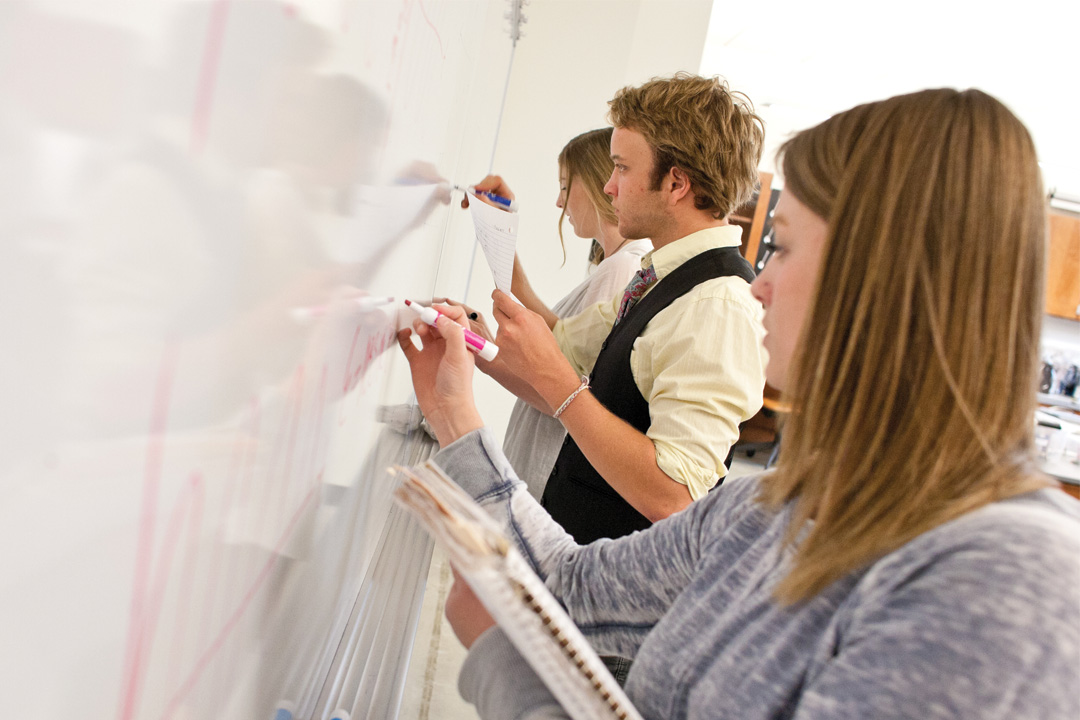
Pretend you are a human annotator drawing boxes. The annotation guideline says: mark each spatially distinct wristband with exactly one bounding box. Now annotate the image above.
[552,375,590,419]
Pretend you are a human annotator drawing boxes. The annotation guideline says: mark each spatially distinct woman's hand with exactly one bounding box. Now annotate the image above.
[460,174,516,209]
[397,303,484,446]
[433,297,495,344]
[445,568,496,649]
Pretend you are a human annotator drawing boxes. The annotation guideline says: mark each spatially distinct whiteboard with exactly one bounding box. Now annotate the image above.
[0,0,516,717]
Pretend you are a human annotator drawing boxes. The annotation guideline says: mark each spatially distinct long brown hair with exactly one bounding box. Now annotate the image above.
[557,127,618,266]
[763,89,1050,604]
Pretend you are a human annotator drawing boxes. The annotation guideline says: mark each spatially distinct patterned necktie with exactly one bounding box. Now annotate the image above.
[615,265,657,325]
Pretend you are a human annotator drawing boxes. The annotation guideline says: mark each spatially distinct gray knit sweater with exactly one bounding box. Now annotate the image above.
[435,428,1080,720]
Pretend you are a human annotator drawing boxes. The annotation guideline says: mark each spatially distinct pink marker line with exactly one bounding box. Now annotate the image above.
[257,368,304,541]
[306,362,328,486]
[145,473,205,690]
[415,0,446,59]
[162,483,321,717]
[117,344,179,720]
[271,365,306,524]
[189,0,231,154]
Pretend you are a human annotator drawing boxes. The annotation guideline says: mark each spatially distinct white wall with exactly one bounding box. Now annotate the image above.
[460,0,716,441]
[698,1,1080,361]
[1044,316,1080,356]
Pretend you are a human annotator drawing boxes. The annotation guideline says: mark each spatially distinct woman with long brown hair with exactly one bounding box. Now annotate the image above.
[400,88,1080,718]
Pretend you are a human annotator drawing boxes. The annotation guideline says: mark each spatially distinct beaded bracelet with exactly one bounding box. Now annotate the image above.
[553,375,590,419]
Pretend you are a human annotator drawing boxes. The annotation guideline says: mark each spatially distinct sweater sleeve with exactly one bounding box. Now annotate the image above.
[458,628,571,720]
[434,428,746,658]
[792,499,1080,719]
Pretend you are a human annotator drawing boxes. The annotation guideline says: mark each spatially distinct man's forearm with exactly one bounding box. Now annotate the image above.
[478,356,555,414]
[544,385,692,521]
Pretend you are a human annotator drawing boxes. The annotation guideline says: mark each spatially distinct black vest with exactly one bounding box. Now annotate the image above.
[541,246,755,544]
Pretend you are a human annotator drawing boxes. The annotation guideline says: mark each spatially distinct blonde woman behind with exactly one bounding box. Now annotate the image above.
[402,88,1080,718]
[466,128,651,498]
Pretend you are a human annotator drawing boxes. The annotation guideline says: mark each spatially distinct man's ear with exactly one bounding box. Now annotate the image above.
[667,167,693,204]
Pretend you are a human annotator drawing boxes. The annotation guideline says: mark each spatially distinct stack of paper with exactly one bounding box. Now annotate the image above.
[464,191,518,294]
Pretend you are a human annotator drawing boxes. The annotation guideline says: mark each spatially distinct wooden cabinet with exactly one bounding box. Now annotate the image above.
[733,383,788,469]
[731,189,1080,321]
[1047,211,1080,320]
[732,171,775,267]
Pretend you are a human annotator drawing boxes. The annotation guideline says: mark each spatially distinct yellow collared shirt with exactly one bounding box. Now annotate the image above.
[553,225,767,500]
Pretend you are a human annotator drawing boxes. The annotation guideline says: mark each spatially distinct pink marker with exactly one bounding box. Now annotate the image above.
[404,299,499,361]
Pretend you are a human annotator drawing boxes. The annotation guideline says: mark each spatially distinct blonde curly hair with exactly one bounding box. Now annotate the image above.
[608,72,764,219]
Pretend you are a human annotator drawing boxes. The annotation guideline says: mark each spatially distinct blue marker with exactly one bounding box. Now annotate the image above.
[455,184,519,212]
[271,702,295,720]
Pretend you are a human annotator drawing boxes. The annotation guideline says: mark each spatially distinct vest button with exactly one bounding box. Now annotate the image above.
[600,341,608,350]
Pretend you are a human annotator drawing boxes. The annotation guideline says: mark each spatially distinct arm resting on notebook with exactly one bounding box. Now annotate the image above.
[460,628,571,720]
[446,567,496,649]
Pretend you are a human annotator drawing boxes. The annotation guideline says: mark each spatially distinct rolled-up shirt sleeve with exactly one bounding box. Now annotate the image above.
[633,283,767,499]
[551,297,618,377]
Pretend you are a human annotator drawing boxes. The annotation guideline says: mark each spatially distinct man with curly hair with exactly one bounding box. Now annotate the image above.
[486,73,768,545]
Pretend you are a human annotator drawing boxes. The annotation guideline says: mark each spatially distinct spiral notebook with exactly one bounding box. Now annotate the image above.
[392,461,643,720]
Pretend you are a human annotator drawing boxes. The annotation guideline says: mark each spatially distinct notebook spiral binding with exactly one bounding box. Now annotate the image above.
[391,461,642,720]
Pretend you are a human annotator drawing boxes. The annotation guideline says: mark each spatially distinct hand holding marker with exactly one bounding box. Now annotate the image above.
[404,300,499,361]
[455,184,518,212]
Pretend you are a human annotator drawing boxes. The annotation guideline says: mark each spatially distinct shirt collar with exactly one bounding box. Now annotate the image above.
[611,238,653,259]
[640,225,743,281]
